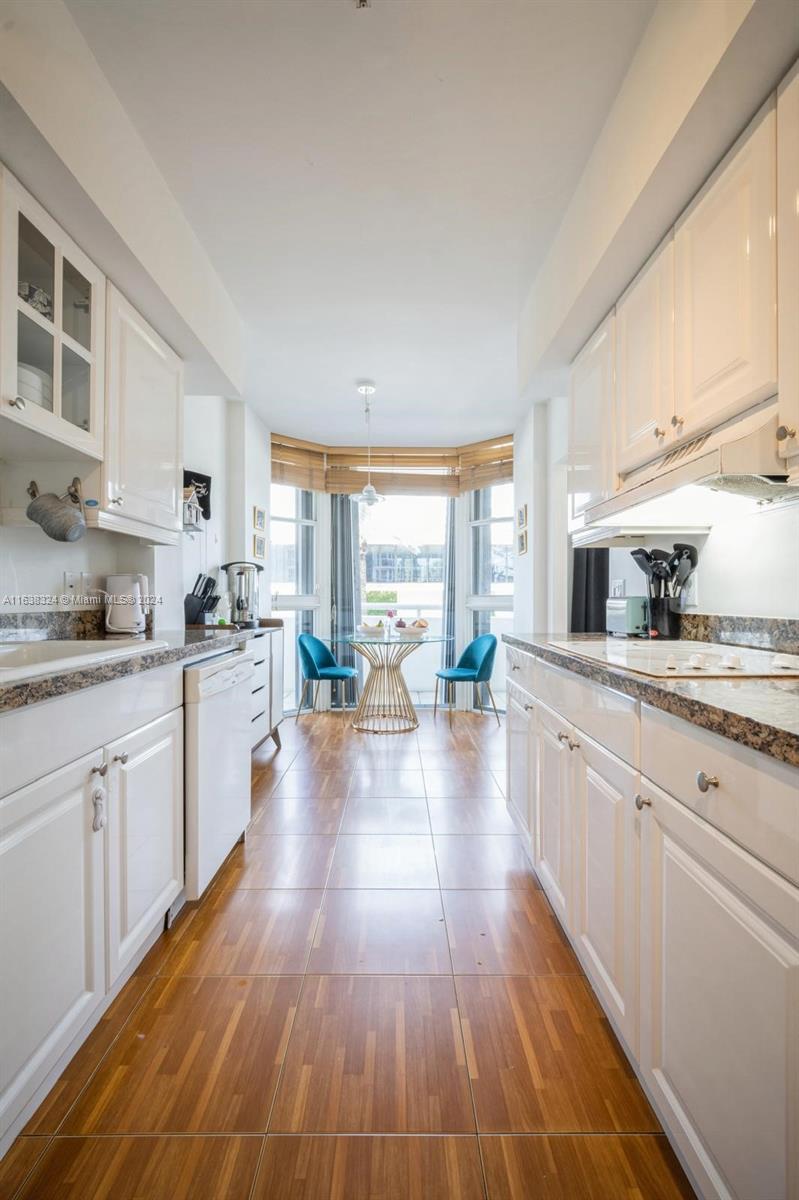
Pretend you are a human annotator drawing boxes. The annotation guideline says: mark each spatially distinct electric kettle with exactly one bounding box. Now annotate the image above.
[104,573,149,635]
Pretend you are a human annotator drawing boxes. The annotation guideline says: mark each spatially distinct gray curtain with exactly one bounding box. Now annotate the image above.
[331,494,362,703]
[441,497,456,668]
[570,547,609,633]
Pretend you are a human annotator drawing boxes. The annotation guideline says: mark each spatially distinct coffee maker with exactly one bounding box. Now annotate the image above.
[220,561,263,628]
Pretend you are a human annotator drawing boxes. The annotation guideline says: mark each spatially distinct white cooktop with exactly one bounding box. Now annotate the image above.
[547,639,799,679]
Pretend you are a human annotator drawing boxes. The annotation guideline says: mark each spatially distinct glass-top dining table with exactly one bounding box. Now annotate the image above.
[332,633,451,734]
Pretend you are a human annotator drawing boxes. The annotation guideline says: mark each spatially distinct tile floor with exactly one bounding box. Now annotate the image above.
[2,711,695,1199]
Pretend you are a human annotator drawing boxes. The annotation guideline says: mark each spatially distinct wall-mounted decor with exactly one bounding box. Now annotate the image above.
[253,505,266,531]
[517,529,528,555]
[253,533,266,560]
[516,503,527,529]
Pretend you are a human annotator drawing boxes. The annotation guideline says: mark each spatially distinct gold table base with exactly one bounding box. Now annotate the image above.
[350,640,422,733]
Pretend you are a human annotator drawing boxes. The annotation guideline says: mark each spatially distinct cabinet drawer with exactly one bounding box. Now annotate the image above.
[532,658,639,767]
[251,655,269,692]
[641,704,799,883]
[251,684,268,719]
[251,708,269,748]
[506,645,535,694]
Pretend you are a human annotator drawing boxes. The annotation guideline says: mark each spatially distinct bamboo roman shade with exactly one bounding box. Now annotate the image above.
[271,433,513,495]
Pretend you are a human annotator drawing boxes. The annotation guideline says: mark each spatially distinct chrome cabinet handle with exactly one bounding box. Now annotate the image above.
[511,663,520,671]
[567,738,580,751]
[557,731,569,744]
[524,703,534,712]
[109,496,124,506]
[776,424,797,442]
[113,752,129,764]
[654,426,667,438]
[90,763,108,778]
[634,794,652,810]
[92,787,106,832]
[671,414,685,428]
[696,771,719,793]
[10,396,26,410]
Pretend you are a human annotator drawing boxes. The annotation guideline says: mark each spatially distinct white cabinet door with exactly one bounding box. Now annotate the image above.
[0,169,105,460]
[572,734,639,1052]
[104,283,183,531]
[777,63,799,476]
[639,778,799,1200]
[533,701,574,928]
[615,237,674,475]
[568,314,615,523]
[506,683,535,839]
[105,709,183,986]
[0,751,106,1134]
[674,100,777,442]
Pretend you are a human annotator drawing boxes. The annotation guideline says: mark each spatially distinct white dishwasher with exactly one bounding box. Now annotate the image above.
[184,648,254,900]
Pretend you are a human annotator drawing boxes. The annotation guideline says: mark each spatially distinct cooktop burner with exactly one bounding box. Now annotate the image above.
[546,639,799,679]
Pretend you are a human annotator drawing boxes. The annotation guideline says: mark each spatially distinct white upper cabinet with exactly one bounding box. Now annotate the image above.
[777,63,799,475]
[568,313,615,523]
[0,170,105,460]
[97,283,183,535]
[639,778,798,1200]
[674,99,777,442]
[615,237,674,475]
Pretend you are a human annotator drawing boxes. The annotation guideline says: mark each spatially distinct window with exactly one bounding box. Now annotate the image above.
[467,482,514,709]
[359,495,447,703]
[270,483,319,711]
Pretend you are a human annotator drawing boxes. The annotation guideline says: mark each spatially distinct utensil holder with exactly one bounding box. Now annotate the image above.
[648,597,682,640]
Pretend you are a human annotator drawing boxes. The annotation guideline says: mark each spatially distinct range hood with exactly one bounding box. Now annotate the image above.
[588,403,799,530]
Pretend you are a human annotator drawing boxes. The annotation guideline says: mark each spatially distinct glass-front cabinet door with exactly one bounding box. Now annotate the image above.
[1,169,105,459]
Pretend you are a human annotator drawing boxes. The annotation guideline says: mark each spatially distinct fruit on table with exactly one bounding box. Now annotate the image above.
[412,619,429,629]
[395,618,407,628]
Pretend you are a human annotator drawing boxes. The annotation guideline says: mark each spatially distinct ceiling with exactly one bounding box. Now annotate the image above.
[66,0,654,444]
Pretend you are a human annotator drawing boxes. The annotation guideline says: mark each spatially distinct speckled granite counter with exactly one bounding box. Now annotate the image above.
[0,628,259,714]
[503,634,799,768]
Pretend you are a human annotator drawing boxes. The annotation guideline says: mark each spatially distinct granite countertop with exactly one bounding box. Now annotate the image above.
[0,627,266,714]
[504,633,799,768]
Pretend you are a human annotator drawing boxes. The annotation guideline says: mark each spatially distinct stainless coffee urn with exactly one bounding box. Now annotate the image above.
[220,561,263,628]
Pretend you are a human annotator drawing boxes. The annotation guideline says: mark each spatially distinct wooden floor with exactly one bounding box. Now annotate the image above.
[3,711,695,1199]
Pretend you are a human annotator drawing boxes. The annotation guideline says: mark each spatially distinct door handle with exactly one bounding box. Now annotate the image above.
[113,752,129,764]
[92,787,106,832]
[696,771,719,793]
[90,763,108,778]
[634,794,652,811]
[557,731,569,744]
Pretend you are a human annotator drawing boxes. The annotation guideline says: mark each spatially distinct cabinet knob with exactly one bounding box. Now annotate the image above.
[113,752,129,764]
[696,771,719,793]
[557,730,569,744]
[671,414,685,428]
[776,424,797,442]
[511,663,520,671]
[653,427,667,439]
[524,703,534,712]
[90,762,108,778]
[10,396,26,410]
[92,788,106,832]
[634,794,652,810]
[109,496,124,507]
[568,738,580,752]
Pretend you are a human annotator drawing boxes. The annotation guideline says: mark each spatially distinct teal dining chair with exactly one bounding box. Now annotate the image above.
[434,633,499,726]
[296,633,358,721]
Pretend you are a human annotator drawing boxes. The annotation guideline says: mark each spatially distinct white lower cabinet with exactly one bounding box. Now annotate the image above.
[572,734,640,1053]
[506,682,535,838]
[639,778,799,1200]
[532,701,574,929]
[0,699,185,1146]
[105,709,183,986]
[0,751,106,1133]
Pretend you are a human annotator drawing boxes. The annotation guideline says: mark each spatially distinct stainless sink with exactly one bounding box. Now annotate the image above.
[0,639,168,684]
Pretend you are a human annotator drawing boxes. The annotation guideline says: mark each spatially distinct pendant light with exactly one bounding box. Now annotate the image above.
[351,383,385,506]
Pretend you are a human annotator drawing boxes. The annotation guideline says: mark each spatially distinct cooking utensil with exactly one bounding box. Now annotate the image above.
[651,560,671,598]
[191,574,205,597]
[673,542,699,568]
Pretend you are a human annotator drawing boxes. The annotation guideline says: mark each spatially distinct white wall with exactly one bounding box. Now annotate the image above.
[609,504,799,619]
[225,401,271,616]
[513,402,549,633]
